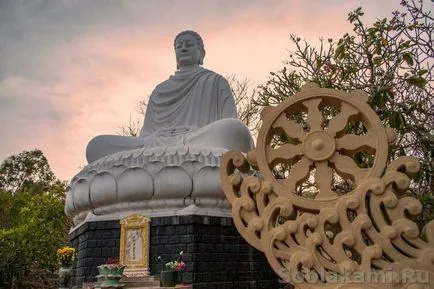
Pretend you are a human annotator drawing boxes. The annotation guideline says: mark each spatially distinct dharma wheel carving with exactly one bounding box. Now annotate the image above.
[220,83,434,289]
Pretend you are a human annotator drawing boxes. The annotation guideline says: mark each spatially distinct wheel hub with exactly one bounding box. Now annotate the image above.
[303,131,336,161]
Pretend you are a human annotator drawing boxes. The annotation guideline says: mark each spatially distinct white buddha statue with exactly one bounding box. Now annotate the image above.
[66,31,253,225]
[86,30,252,163]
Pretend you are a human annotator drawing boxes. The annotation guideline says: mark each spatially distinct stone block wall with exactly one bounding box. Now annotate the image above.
[69,220,121,286]
[149,215,279,289]
[69,215,282,289]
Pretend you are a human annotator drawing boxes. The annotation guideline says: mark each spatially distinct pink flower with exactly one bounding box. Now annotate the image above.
[104,258,119,265]
[175,261,186,272]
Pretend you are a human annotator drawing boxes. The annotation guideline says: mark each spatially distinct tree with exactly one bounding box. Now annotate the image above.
[0,149,65,229]
[0,149,57,195]
[227,76,261,137]
[119,99,147,137]
[0,149,72,289]
[252,0,433,224]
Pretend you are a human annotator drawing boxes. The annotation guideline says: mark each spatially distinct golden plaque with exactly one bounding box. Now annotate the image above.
[119,214,151,277]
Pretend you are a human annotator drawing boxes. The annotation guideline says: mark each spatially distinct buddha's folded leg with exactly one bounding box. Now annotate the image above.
[184,118,253,152]
[86,135,145,163]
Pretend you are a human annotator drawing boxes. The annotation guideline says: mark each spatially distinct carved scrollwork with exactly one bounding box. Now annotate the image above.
[220,83,434,289]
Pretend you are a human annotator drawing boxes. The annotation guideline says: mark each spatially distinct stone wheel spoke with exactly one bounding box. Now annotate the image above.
[336,133,376,154]
[267,144,303,166]
[273,113,306,141]
[330,153,368,184]
[281,156,313,192]
[302,98,323,131]
[314,161,335,199]
[327,102,359,137]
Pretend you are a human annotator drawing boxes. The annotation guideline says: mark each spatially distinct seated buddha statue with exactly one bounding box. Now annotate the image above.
[86,30,253,163]
[66,31,253,225]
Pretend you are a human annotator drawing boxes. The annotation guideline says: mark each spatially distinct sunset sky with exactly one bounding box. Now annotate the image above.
[0,0,404,181]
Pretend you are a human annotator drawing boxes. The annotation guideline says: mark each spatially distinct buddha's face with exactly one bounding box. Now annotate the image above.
[175,33,202,69]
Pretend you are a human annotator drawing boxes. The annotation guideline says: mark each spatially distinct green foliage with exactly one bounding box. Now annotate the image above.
[251,0,433,224]
[0,149,56,195]
[0,149,72,288]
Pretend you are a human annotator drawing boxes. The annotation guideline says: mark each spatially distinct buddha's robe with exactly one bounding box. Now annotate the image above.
[86,66,252,163]
[141,66,236,137]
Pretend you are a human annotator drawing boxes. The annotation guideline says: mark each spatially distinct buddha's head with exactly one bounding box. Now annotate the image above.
[174,30,206,70]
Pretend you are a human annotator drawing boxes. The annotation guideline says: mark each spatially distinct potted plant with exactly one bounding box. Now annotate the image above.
[159,251,186,287]
[97,258,126,288]
[56,246,76,289]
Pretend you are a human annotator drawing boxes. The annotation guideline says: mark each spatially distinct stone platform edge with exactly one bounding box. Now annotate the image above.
[69,206,233,234]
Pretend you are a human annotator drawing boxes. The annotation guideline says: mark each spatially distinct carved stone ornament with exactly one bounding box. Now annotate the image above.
[220,83,434,289]
[119,214,150,277]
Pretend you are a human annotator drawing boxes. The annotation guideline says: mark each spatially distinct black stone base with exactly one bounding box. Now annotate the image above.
[69,215,283,289]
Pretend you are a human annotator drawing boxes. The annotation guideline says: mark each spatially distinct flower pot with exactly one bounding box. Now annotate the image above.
[59,265,72,289]
[97,264,126,288]
[160,270,178,287]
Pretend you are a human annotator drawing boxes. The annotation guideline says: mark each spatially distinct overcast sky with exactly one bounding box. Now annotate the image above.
[0,0,404,180]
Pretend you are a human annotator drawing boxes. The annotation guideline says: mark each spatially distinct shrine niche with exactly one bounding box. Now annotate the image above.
[119,214,150,277]
[220,83,434,289]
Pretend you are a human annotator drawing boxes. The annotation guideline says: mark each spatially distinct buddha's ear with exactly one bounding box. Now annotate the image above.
[199,49,206,65]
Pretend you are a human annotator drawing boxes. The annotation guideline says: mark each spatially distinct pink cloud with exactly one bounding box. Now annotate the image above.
[0,0,402,180]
